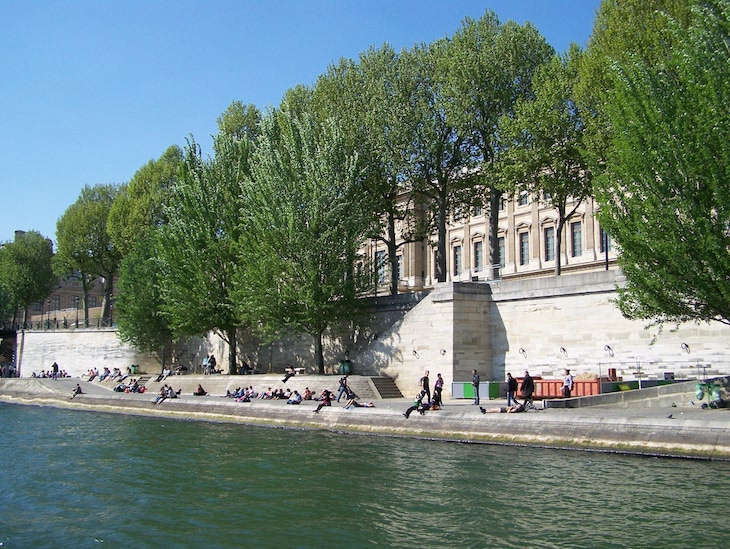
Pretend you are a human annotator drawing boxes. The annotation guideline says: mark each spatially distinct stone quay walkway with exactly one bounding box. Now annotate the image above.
[1,375,729,460]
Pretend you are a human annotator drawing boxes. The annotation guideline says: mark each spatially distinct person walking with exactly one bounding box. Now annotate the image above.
[336,374,349,402]
[420,370,431,404]
[506,372,518,406]
[472,369,480,405]
[434,373,444,406]
[521,370,535,408]
[562,369,574,398]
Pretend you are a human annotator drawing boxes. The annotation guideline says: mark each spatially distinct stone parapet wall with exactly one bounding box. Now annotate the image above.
[489,270,730,383]
[15,329,155,377]
[13,271,730,402]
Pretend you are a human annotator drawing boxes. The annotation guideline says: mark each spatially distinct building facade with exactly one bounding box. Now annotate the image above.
[365,193,618,296]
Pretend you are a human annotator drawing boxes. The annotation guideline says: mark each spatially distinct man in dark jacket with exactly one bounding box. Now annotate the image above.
[506,372,519,406]
[521,371,535,407]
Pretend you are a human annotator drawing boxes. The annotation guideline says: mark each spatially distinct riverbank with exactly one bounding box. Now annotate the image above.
[2,376,729,460]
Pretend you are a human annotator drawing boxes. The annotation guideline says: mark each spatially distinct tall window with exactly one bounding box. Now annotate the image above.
[375,250,387,283]
[498,237,505,267]
[51,294,61,310]
[600,227,613,253]
[544,226,555,261]
[518,192,529,206]
[474,205,483,217]
[571,221,582,257]
[454,245,462,276]
[89,296,98,308]
[396,254,403,280]
[498,196,506,211]
[474,241,483,272]
[519,232,530,265]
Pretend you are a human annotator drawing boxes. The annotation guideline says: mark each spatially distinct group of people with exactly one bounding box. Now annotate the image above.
[153,384,181,404]
[1,364,18,378]
[402,370,444,418]
[31,362,67,379]
[85,366,134,385]
[114,378,146,393]
[202,354,219,375]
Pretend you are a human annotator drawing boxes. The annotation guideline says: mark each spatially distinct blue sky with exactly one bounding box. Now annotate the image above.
[0,0,601,244]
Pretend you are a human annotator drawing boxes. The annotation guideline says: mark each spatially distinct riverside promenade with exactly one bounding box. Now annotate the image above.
[2,375,729,460]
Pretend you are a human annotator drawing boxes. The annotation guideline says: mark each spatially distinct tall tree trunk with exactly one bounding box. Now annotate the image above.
[436,189,448,283]
[227,327,238,375]
[555,205,566,276]
[387,216,399,295]
[100,276,114,323]
[315,330,325,374]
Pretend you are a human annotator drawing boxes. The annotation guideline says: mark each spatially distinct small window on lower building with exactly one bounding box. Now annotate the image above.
[544,226,555,261]
[375,250,387,283]
[571,221,583,257]
[474,241,483,271]
[454,245,462,275]
[519,232,530,265]
[600,227,613,253]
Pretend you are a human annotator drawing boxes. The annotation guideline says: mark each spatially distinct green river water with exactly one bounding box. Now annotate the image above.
[1,402,728,548]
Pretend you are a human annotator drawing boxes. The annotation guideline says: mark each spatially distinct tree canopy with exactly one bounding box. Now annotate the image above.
[0,231,56,324]
[55,184,121,325]
[115,231,174,358]
[498,45,592,275]
[108,145,183,257]
[443,11,553,277]
[594,0,730,325]
[235,103,372,373]
[156,134,252,373]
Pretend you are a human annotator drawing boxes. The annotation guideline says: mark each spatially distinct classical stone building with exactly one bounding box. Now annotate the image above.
[363,194,617,295]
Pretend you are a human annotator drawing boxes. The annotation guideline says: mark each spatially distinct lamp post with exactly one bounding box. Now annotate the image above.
[46,300,51,329]
[75,296,79,328]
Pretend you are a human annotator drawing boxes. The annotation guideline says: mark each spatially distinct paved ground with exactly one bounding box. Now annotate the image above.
[2,375,729,460]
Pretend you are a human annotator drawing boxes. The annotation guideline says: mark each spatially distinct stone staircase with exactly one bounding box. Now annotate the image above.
[370,377,403,399]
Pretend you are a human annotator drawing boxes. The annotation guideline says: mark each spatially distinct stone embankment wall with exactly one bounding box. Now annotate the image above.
[16,329,154,377]
[489,270,730,383]
[15,271,730,400]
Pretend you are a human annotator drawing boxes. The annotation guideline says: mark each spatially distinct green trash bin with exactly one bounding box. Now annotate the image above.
[130,365,139,374]
[489,382,501,399]
[339,360,352,375]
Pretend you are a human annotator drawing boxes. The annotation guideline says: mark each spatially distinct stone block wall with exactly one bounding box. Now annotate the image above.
[14,271,730,401]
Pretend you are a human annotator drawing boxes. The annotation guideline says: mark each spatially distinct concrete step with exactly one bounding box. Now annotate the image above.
[370,377,404,399]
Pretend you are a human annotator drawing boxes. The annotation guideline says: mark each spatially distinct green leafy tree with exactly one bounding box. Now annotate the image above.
[403,40,476,283]
[108,145,183,257]
[576,0,692,169]
[115,231,174,363]
[217,100,262,142]
[0,231,56,326]
[157,134,251,374]
[443,11,553,278]
[498,45,592,275]
[314,47,425,295]
[55,184,121,325]
[236,104,372,373]
[595,0,730,325]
